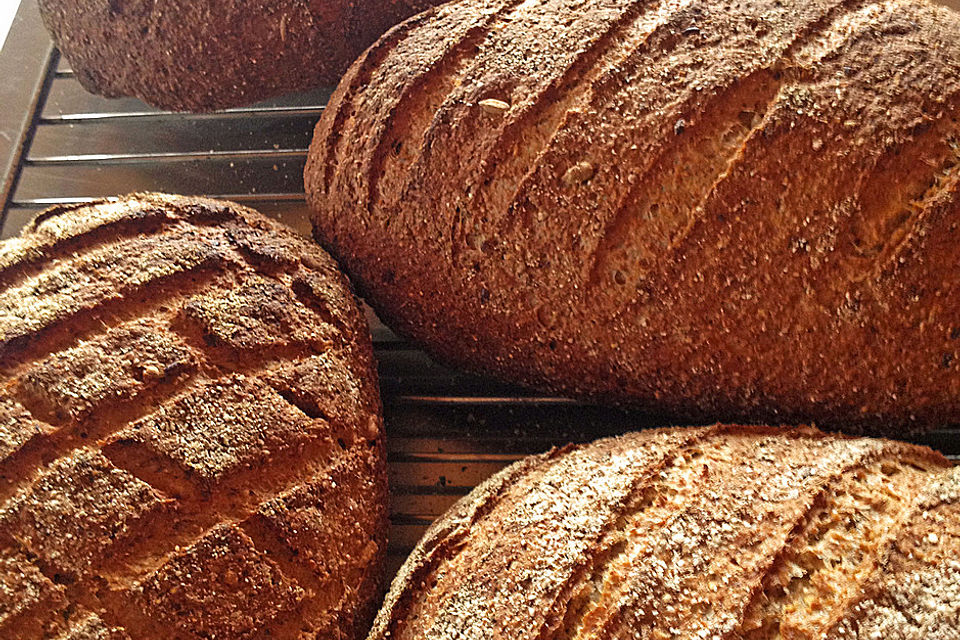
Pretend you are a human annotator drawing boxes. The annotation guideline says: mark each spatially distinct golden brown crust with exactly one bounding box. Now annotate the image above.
[738,456,936,639]
[54,612,131,640]
[0,547,68,639]
[369,425,956,640]
[824,466,960,640]
[37,0,450,111]
[306,0,960,434]
[0,194,387,640]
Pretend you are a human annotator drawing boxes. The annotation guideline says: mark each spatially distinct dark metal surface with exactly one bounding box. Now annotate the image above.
[1,1,957,576]
[0,1,54,218]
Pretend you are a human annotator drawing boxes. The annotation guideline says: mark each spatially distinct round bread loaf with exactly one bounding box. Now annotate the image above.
[38,0,447,111]
[306,0,960,433]
[0,194,387,639]
[372,425,959,640]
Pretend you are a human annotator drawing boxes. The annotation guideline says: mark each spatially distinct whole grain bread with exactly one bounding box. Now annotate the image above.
[0,194,387,640]
[306,0,960,434]
[370,425,960,640]
[38,0,448,111]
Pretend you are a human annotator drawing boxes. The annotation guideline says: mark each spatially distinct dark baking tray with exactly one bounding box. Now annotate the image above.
[2,0,957,575]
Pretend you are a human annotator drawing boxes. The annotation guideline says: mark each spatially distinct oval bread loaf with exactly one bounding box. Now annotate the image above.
[306,0,960,433]
[38,0,448,111]
[371,425,960,640]
[0,194,387,640]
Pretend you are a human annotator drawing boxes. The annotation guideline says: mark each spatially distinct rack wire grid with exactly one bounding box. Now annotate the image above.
[1,1,957,575]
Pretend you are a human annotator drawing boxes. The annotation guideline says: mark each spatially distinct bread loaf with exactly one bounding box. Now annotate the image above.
[0,194,386,639]
[38,0,448,111]
[306,0,960,433]
[371,425,959,640]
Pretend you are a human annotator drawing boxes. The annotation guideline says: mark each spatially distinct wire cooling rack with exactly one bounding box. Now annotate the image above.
[1,1,957,576]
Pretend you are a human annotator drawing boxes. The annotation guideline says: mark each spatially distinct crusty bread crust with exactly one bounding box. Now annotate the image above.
[0,194,387,640]
[306,0,960,434]
[38,0,448,111]
[369,425,958,640]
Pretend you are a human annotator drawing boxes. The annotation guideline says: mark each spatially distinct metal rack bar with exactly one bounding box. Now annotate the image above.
[0,1,56,222]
